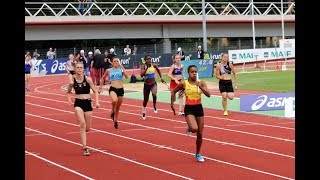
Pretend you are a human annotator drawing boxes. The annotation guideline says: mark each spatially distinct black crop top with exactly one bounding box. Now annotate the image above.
[73,75,91,94]
[219,61,232,75]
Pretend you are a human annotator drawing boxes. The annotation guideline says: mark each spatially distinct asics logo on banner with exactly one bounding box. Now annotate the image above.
[51,60,66,73]
[251,95,268,110]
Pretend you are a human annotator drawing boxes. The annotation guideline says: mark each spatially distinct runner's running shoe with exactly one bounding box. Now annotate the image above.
[195,153,204,162]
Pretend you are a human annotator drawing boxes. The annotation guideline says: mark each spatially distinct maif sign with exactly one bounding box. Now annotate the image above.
[228,47,295,64]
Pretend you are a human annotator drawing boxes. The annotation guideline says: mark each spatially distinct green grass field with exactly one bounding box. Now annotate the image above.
[206,70,295,93]
[124,70,295,93]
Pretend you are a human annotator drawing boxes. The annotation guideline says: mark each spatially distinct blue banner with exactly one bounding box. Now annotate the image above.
[33,50,223,75]
[240,92,295,112]
[180,59,214,78]
[117,50,224,69]
[33,58,69,75]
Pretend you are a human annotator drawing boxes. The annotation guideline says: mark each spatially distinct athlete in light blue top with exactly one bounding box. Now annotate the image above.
[99,56,128,129]
[109,67,123,81]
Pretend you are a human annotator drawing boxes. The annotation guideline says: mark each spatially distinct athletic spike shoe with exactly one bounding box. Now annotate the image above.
[114,121,118,129]
[142,113,146,120]
[83,148,90,156]
[223,111,228,116]
[153,105,158,113]
[195,153,204,162]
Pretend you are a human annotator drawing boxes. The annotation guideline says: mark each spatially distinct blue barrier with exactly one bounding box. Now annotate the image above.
[32,58,68,75]
[32,51,222,76]
[119,50,224,69]
[240,92,295,112]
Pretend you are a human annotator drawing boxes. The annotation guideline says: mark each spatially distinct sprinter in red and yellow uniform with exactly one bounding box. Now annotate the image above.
[170,65,211,162]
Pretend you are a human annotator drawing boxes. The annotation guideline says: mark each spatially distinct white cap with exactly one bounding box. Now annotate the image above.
[110,48,114,53]
[88,51,93,55]
[177,47,181,51]
[80,50,84,54]
[198,46,201,48]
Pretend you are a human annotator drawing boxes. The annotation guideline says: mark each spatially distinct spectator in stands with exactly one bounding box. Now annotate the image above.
[75,53,80,62]
[87,51,93,77]
[104,49,112,71]
[78,50,89,76]
[90,49,105,85]
[77,0,85,15]
[31,51,40,60]
[215,53,238,116]
[103,50,112,84]
[123,45,132,56]
[177,47,185,60]
[46,47,56,60]
[86,0,96,15]
[132,46,138,55]
[110,48,116,56]
[287,0,295,14]
[197,46,204,59]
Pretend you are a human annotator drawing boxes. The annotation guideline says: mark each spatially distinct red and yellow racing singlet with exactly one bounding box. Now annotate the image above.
[184,79,202,105]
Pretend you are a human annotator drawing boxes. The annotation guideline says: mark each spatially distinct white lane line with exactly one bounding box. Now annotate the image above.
[25,102,295,159]
[26,114,294,180]
[26,127,193,180]
[28,89,295,130]
[26,95,294,142]
[25,150,95,180]
[121,128,151,132]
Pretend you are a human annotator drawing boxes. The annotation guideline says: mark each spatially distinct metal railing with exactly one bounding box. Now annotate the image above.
[25,39,283,59]
[25,1,295,17]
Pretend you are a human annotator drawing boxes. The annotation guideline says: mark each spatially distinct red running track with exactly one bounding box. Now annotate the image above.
[25,75,295,180]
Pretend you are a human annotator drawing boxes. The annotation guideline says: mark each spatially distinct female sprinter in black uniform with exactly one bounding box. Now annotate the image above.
[171,65,211,162]
[140,55,165,120]
[67,62,100,156]
[215,53,238,116]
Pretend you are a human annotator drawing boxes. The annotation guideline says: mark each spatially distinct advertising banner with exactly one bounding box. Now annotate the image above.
[118,55,135,69]
[30,59,40,76]
[187,51,224,61]
[279,39,295,49]
[240,92,295,112]
[228,47,295,64]
[127,50,224,68]
[31,50,226,76]
[133,54,170,68]
[181,59,214,78]
[32,58,69,76]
